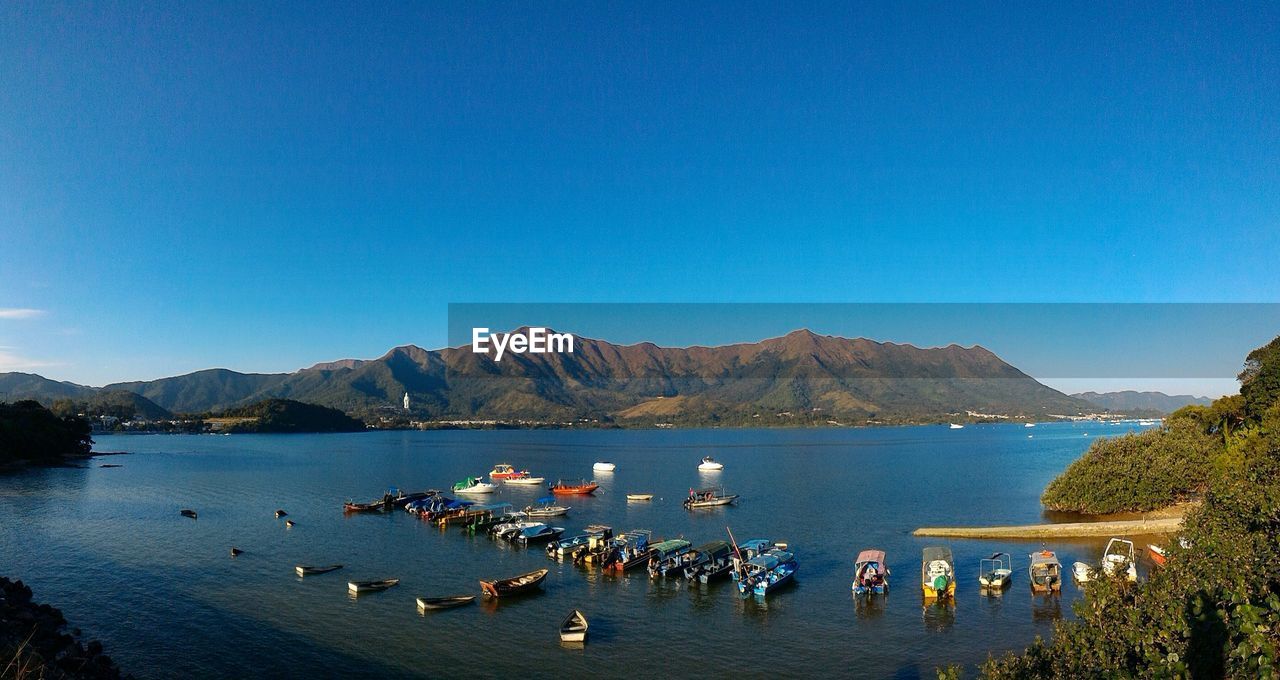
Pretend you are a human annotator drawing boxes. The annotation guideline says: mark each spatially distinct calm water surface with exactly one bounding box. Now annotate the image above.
[0,423,1160,678]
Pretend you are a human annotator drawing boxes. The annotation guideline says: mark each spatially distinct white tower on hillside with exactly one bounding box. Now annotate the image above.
[403,392,410,410]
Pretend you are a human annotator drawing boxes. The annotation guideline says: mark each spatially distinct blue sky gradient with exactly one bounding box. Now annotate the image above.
[1,3,1277,391]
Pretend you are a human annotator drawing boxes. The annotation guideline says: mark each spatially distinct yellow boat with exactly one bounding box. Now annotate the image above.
[921,546,956,598]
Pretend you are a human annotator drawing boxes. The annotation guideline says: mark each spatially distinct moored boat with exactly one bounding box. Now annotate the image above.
[348,578,399,594]
[921,546,956,598]
[626,493,654,501]
[646,539,694,578]
[179,509,198,519]
[979,552,1013,591]
[683,487,738,509]
[416,595,475,612]
[480,568,549,598]
[1102,538,1138,582]
[453,477,498,495]
[697,456,724,471]
[1072,561,1094,583]
[516,524,565,546]
[493,520,543,541]
[737,548,797,597]
[683,541,735,583]
[601,530,654,573]
[489,463,530,480]
[949,423,964,429]
[524,497,571,518]
[1029,550,1062,593]
[559,609,588,643]
[546,525,612,558]
[592,462,616,472]
[852,549,889,595]
[504,476,546,486]
[295,564,343,577]
[549,479,599,495]
[1147,543,1168,568]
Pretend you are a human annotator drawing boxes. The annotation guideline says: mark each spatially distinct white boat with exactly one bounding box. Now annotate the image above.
[1024,422,1036,428]
[697,456,724,471]
[559,609,588,643]
[453,480,498,495]
[1102,538,1138,582]
[503,476,546,485]
[978,552,1013,590]
[525,497,571,517]
[949,423,964,429]
[1072,561,1094,583]
[592,462,616,472]
[626,493,654,501]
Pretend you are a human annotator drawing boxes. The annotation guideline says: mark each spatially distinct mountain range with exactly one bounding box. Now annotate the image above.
[1072,390,1212,415]
[1,329,1105,424]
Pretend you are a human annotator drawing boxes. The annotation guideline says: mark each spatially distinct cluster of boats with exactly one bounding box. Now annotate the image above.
[848,538,1154,600]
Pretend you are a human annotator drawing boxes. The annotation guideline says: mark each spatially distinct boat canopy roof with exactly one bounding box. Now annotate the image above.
[649,539,691,555]
[855,549,887,565]
[746,551,794,571]
[1029,550,1060,566]
[739,539,772,551]
[922,546,953,563]
[444,499,474,509]
[468,503,512,512]
[694,540,731,556]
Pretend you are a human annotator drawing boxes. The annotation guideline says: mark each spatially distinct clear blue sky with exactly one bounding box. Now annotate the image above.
[1,3,1277,393]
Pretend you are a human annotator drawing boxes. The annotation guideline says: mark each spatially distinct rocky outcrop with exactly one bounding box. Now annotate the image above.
[1,577,127,679]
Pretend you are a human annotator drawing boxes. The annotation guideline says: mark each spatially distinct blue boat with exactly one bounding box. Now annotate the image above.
[730,539,779,580]
[737,549,797,597]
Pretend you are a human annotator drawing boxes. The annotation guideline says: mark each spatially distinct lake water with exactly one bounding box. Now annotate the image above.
[0,422,1160,678]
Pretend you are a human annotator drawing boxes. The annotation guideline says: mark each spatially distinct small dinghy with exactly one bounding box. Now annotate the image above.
[285,520,296,528]
[180,509,198,519]
[626,493,654,501]
[348,578,399,594]
[979,552,1013,591]
[295,564,343,577]
[416,595,475,612]
[697,456,724,471]
[480,568,549,598]
[274,509,288,518]
[559,609,588,643]
[230,547,243,557]
[592,462,616,472]
[1148,544,1168,568]
[1071,561,1094,583]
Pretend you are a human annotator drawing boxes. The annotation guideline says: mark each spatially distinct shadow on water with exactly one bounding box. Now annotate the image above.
[1030,592,1063,623]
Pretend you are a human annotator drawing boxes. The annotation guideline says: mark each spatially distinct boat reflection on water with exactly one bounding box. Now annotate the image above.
[1030,593,1062,623]
[853,593,887,620]
[921,600,956,633]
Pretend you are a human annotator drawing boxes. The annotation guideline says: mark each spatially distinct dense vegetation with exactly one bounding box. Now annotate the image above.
[211,399,366,433]
[49,390,173,422]
[969,335,1280,678]
[0,400,92,465]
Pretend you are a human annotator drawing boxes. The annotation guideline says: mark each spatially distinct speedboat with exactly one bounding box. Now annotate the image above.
[737,548,797,597]
[489,463,530,480]
[516,524,564,545]
[979,552,1013,591]
[921,546,955,598]
[1029,549,1063,593]
[503,476,546,485]
[492,520,542,541]
[683,487,738,509]
[592,462,616,472]
[452,477,498,494]
[1102,538,1138,582]
[697,456,724,471]
[852,549,889,595]
[524,497,571,518]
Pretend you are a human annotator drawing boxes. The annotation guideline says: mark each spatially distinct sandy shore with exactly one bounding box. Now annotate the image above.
[913,504,1193,538]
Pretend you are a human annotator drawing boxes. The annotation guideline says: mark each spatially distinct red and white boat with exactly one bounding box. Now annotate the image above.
[489,463,530,480]
[1147,544,1168,568]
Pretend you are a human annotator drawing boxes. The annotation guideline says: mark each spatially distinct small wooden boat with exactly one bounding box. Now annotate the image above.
[230,547,243,557]
[348,578,399,594]
[559,609,588,643]
[274,509,288,518]
[416,595,475,612]
[626,493,654,501]
[683,487,738,509]
[921,546,956,599]
[285,520,296,528]
[295,564,343,577]
[480,568,548,598]
[549,480,599,495]
[488,463,530,480]
[1148,543,1168,568]
[1102,538,1138,582]
[342,500,383,513]
[1029,550,1062,593]
[180,509,198,519]
[979,552,1013,591]
[592,462,616,472]
[493,521,543,541]
[697,456,724,471]
[852,549,889,595]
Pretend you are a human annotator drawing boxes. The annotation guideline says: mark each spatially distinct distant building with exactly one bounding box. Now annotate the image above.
[403,392,410,410]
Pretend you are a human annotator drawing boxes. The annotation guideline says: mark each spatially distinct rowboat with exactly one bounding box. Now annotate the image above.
[546,525,613,557]
[921,546,956,599]
[697,456,724,471]
[549,480,599,495]
[295,564,343,577]
[524,497,571,518]
[682,541,735,583]
[979,552,1013,591]
[852,549,889,595]
[480,568,549,598]
[274,509,288,518]
[646,539,693,578]
[453,477,498,495]
[489,464,530,480]
[230,547,243,557]
[516,524,565,545]
[1102,538,1138,582]
[559,609,588,643]
[348,578,399,594]
[592,462,616,472]
[342,500,383,513]
[1029,550,1062,593]
[626,493,654,501]
[504,476,546,486]
[416,595,475,612]
[1148,543,1168,568]
[179,509,198,519]
[737,548,797,597]
[683,487,738,509]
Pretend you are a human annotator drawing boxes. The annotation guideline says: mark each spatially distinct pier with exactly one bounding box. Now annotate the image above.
[912,516,1183,539]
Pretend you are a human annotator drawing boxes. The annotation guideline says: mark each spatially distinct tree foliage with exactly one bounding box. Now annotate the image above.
[213,399,366,433]
[0,400,92,465]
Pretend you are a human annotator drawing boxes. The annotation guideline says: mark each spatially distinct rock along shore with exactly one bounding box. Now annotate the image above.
[1,577,128,679]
